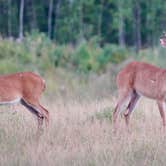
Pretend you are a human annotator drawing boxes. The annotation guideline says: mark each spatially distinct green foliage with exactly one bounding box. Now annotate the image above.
[0,32,53,73]
[0,33,138,74]
[71,40,101,72]
[99,44,129,65]
[47,36,130,73]
[70,39,129,73]
[51,45,73,68]
[95,107,113,122]
[0,0,165,47]
[0,32,163,75]
[137,46,166,68]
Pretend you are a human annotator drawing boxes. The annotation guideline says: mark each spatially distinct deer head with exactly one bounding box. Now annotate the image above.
[160,33,166,47]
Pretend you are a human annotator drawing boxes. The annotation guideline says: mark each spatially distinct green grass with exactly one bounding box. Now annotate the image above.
[95,107,113,122]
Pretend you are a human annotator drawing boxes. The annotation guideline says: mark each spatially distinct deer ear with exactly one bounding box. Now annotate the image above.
[160,34,166,48]
[160,39,164,45]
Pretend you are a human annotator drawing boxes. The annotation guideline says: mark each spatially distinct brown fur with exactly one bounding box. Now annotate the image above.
[113,61,166,132]
[0,72,49,131]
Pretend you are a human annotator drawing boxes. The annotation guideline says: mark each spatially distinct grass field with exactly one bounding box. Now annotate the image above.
[0,66,165,166]
[0,85,166,166]
[0,34,165,166]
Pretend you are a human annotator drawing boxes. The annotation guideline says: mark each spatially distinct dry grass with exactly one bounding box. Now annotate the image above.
[0,95,166,166]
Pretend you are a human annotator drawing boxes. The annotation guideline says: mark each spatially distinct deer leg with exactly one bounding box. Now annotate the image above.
[113,91,132,132]
[124,92,140,131]
[20,99,45,130]
[37,116,44,135]
[37,104,49,127]
[157,100,166,128]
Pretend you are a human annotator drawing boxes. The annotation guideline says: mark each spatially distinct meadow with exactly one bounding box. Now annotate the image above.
[0,68,166,166]
[0,35,165,166]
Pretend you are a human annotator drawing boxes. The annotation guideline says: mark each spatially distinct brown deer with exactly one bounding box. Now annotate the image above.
[0,72,49,131]
[113,61,166,132]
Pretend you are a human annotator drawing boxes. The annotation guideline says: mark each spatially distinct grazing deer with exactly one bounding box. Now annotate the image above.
[0,72,49,131]
[113,61,166,132]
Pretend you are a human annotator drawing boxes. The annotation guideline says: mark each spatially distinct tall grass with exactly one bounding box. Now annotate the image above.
[0,94,165,166]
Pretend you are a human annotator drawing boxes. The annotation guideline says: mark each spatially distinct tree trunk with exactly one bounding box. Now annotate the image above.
[79,1,84,41]
[98,0,104,40]
[118,0,125,47]
[27,0,37,31]
[54,0,60,41]
[133,0,141,53]
[8,0,12,37]
[19,0,24,39]
[48,0,54,38]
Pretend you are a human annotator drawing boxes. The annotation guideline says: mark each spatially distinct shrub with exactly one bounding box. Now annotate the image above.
[0,34,131,74]
[101,44,129,64]
[71,41,101,73]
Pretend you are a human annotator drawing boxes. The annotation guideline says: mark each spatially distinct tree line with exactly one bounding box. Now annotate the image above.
[0,0,165,51]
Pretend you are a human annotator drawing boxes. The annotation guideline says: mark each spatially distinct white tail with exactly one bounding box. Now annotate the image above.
[113,61,166,132]
[0,72,49,131]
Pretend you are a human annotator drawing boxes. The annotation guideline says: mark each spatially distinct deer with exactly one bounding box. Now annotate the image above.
[113,61,166,132]
[113,34,166,132]
[0,72,49,132]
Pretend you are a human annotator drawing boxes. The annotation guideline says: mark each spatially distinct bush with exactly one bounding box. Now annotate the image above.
[0,32,54,73]
[0,34,131,74]
[71,41,102,73]
[70,39,129,73]
[101,44,129,64]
